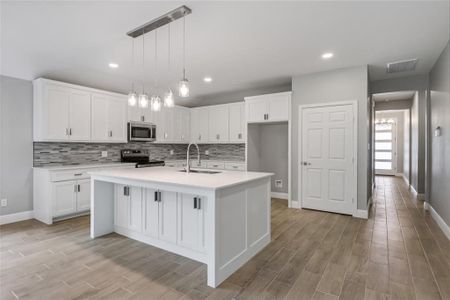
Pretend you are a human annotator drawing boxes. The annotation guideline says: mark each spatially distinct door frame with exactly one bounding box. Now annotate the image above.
[298,100,358,216]
[374,117,397,176]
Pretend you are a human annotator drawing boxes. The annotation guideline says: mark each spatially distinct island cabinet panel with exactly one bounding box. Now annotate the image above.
[53,181,78,217]
[177,193,205,252]
[158,191,178,243]
[114,185,129,228]
[128,187,143,232]
[114,185,142,232]
[76,179,91,212]
[143,188,159,238]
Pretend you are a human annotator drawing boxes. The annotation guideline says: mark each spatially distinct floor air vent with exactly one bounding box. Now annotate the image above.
[386,59,417,73]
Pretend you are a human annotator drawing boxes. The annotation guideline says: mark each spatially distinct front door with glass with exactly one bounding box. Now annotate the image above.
[375,120,397,175]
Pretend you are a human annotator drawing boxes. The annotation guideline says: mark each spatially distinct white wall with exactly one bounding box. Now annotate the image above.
[375,111,405,174]
[0,76,33,216]
[429,41,450,227]
[291,66,370,210]
[404,110,411,184]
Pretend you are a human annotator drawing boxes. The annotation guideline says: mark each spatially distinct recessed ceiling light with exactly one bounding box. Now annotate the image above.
[321,52,334,59]
[203,76,212,83]
[108,63,119,69]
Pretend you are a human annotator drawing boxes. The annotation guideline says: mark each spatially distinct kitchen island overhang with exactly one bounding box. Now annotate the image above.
[89,167,273,288]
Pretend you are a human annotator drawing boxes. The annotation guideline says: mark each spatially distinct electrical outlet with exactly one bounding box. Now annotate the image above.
[101,151,108,158]
[205,150,210,155]
[170,149,174,155]
[1,198,7,207]
[275,180,282,188]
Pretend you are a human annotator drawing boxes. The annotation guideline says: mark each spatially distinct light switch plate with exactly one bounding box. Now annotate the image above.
[205,150,210,155]
[101,151,108,158]
[170,149,174,155]
[1,198,7,207]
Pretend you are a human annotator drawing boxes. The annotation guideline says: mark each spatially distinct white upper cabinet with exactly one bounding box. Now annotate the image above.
[128,105,152,123]
[208,105,229,142]
[228,102,246,143]
[33,78,127,143]
[91,93,127,143]
[245,92,291,123]
[190,107,209,143]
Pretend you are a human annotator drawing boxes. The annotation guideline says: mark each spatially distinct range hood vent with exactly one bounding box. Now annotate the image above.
[386,59,418,73]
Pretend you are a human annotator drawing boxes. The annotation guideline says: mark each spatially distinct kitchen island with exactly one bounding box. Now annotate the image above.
[89,166,272,288]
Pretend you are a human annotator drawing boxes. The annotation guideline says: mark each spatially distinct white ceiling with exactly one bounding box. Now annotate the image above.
[372,91,416,102]
[1,1,449,106]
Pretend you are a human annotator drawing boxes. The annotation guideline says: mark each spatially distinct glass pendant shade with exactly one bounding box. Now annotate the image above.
[164,89,174,107]
[151,95,162,112]
[178,78,189,97]
[128,91,138,107]
[138,93,149,108]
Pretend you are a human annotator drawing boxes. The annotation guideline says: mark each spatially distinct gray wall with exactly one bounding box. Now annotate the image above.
[0,76,33,216]
[247,123,289,194]
[371,75,428,194]
[259,123,289,194]
[429,41,450,227]
[375,111,405,174]
[291,66,370,210]
[374,99,412,111]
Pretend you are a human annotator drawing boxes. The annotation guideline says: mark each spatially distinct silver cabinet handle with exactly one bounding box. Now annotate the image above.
[238,133,242,139]
[164,133,168,139]
[123,186,130,196]
[74,173,82,176]
[78,184,81,192]
[141,116,145,122]
[193,197,197,209]
[216,134,220,140]
[69,128,72,135]
[109,130,112,137]
[198,134,201,141]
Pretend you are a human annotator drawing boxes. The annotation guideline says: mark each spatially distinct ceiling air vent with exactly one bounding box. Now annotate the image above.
[386,59,418,74]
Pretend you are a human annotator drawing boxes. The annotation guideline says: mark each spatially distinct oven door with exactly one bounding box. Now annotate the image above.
[128,122,156,141]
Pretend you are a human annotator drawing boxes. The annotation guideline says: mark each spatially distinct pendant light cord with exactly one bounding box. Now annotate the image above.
[142,29,145,93]
[168,24,171,82]
[183,16,186,79]
[155,30,158,89]
[131,37,135,92]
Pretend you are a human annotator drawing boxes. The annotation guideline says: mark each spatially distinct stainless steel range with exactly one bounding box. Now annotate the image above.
[120,149,165,168]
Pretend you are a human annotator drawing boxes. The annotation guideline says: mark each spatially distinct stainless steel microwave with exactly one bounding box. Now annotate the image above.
[128,121,156,142]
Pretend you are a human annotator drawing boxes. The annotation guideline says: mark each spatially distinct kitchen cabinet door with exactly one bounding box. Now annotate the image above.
[115,184,129,228]
[163,107,174,142]
[153,108,165,142]
[76,179,91,211]
[128,105,142,122]
[52,181,77,217]
[246,100,267,123]
[180,107,190,142]
[208,105,229,142]
[44,85,70,140]
[143,188,159,238]
[190,107,209,143]
[267,94,289,121]
[68,89,91,141]
[128,187,143,232]
[108,96,127,142]
[229,103,245,143]
[172,107,183,143]
[91,94,109,141]
[158,191,177,243]
[177,193,204,252]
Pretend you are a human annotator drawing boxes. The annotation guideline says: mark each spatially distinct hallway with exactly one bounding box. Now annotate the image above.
[370,175,450,299]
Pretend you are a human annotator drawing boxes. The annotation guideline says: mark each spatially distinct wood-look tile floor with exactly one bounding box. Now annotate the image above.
[1,176,450,299]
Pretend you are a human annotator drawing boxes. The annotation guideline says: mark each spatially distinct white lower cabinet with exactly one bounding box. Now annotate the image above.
[177,193,205,252]
[53,181,78,217]
[116,185,205,253]
[52,179,90,217]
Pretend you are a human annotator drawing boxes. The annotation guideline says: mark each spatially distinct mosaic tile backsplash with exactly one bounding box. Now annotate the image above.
[33,142,245,167]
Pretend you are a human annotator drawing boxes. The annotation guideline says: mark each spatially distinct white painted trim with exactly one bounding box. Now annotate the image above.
[402,173,409,186]
[428,204,450,241]
[354,209,369,219]
[290,201,300,209]
[395,173,403,177]
[271,192,288,200]
[298,100,358,216]
[410,184,418,196]
[0,210,34,225]
[423,202,430,211]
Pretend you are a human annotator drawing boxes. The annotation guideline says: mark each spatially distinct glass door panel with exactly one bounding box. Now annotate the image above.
[375,121,396,175]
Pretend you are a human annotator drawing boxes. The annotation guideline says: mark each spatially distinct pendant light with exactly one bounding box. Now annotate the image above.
[164,24,175,107]
[128,38,138,107]
[178,16,189,97]
[138,29,149,108]
[151,30,162,112]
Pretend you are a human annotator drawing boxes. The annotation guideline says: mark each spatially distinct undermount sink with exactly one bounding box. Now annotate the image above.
[179,169,221,174]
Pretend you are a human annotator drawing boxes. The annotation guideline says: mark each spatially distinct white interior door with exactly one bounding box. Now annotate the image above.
[300,103,355,215]
[374,121,397,175]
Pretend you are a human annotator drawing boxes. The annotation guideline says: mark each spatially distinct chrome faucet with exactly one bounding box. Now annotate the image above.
[186,143,201,173]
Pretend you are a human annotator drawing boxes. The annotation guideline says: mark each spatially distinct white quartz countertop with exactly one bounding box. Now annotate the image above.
[33,162,136,171]
[89,166,273,190]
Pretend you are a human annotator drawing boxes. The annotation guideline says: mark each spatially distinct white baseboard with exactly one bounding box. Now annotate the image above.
[354,209,368,219]
[423,202,430,211]
[271,192,288,200]
[395,173,403,177]
[428,204,450,241]
[410,185,418,196]
[402,174,409,186]
[290,201,300,209]
[0,210,34,225]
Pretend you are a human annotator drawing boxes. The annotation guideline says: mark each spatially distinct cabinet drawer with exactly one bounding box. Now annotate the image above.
[50,170,89,182]
[206,162,225,169]
[224,163,246,171]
